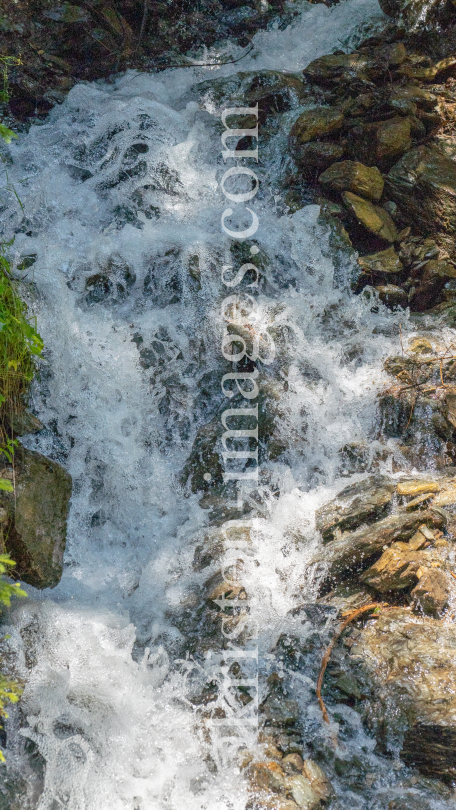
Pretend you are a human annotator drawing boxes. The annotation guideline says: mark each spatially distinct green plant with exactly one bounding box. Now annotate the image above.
[0,554,26,762]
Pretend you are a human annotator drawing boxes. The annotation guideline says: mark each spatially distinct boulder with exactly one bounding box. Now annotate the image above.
[319,161,384,201]
[350,607,456,781]
[1,446,72,588]
[389,85,438,111]
[315,475,395,542]
[289,107,344,144]
[342,192,399,242]
[358,247,403,276]
[386,146,456,253]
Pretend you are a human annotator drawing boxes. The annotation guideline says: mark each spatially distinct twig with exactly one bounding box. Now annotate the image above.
[136,0,149,55]
[450,571,456,581]
[316,603,385,725]
[156,44,255,70]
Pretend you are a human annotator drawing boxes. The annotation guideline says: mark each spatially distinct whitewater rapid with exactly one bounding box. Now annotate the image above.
[1,1,447,808]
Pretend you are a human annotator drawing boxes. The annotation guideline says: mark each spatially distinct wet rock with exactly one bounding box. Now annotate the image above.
[286,775,321,810]
[301,761,332,802]
[289,107,345,144]
[260,694,300,728]
[249,762,287,793]
[282,753,303,774]
[378,0,451,27]
[354,116,412,168]
[302,44,406,86]
[312,510,444,584]
[5,409,44,437]
[360,544,443,592]
[294,142,345,175]
[411,568,455,616]
[315,475,395,542]
[1,446,72,588]
[319,161,384,201]
[342,192,398,243]
[386,146,456,253]
[351,607,456,781]
[398,481,440,497]
[375,284,407,308]
[358,246,403,277]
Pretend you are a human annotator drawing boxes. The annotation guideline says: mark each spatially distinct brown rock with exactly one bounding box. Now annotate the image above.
[249,761,286,793]
[302,760,332,801]
[342,192,398,242]
[397,481,440,496]
[290,106,344,144]
[389,85,438,111]
[302,44,406,85]
[412,568,455,616]
[312,510,444,584]
[294,142,345,173]
[374,117,412,165]
[350,606,456,781]
[358,247,403,276]
[360,545,442,592]
[386,146,456,254]
[282,753,303,774]
[319,161,384,201]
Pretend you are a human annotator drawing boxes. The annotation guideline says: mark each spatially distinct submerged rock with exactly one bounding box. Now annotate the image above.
[1,446,72,588]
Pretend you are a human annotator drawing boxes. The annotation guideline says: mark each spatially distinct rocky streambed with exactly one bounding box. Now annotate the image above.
[2,0,456,808]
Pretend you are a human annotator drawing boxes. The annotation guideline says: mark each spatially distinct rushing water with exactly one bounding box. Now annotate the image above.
[0,1,454,808]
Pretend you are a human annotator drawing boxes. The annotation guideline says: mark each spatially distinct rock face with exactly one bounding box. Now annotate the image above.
[0,446,72,588]
[350,608,456,781]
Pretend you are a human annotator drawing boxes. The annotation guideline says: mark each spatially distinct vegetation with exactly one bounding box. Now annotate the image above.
[0,71,41,761]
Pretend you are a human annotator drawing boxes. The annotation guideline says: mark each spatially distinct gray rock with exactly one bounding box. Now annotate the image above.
[315,475,395,542]
[1,446,72,588]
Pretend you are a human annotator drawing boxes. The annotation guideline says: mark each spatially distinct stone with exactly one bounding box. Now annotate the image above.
[319,161,384,201]
[375,284,407,308]
[315,475,395,542]
[289,107,345,144]
[302,44,406,86]
[282,753,303,774]
[350,607,456,781]
[249,762,287,793]
[389,85,438,111]
[342,192,398,242]
[386,146,456,254]
[397,481,440,496]
[411,568,455,616]
[260,694,300,728]
[294,142,345,174]
[5,409,44,437]
[301,761,332,801]
[1,446,72,589]
[358,247,403,276]
[379,0,452,28]
[431,487,456,507]
[312,510,444,584]
[360,545,442,592]
[444,390,456,430]
[374,117,412,166]
[408,528,431,550]
[286,775,320,810]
